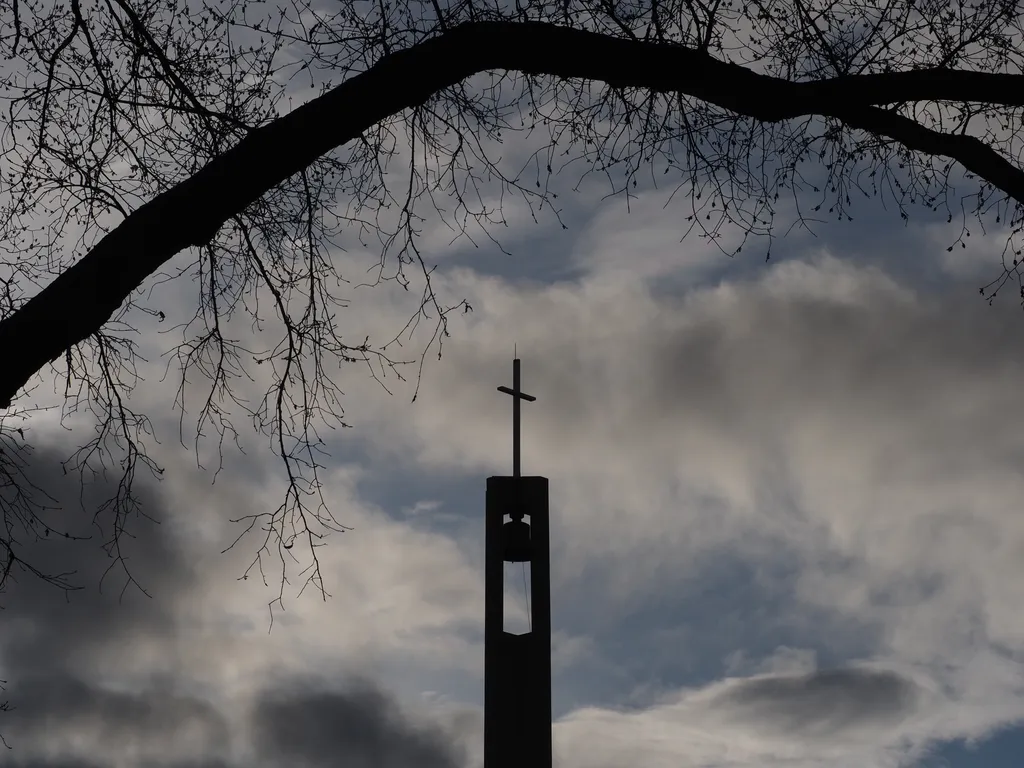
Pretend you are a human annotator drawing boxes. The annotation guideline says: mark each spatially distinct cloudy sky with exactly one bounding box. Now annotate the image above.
[4,14,1024,768]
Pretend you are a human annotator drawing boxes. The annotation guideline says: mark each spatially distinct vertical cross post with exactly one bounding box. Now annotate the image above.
[497,358,536,478]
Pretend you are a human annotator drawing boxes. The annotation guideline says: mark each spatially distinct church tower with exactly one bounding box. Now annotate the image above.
[484,358,552,768]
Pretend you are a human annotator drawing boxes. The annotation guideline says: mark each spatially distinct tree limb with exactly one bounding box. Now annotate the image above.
[2,19,1022,408]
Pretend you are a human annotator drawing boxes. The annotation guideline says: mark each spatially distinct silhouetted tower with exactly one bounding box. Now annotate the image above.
[485,358,552,768]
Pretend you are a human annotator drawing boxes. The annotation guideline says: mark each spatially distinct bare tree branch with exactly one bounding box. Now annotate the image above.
[3,19,1024,410]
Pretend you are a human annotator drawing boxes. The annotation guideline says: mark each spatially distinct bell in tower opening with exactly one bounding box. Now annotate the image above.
[502,517,532,562]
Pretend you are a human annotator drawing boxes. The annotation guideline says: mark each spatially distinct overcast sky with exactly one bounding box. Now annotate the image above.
[4,10,1024,768]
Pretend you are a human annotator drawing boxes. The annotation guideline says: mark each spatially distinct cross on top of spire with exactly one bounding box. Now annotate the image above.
[497,358,535,478]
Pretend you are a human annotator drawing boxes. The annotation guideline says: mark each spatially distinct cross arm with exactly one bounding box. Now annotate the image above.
[497,386,536,401]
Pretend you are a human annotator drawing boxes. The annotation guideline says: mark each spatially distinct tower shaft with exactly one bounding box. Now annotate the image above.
[485,476,551,768]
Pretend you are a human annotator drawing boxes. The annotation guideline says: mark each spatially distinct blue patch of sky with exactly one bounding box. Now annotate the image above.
[920,722,1024,768]
[435,221,585,285]
[551,547,883,713]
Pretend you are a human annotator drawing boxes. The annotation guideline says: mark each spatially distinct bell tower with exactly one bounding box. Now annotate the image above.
[484,358,552,768]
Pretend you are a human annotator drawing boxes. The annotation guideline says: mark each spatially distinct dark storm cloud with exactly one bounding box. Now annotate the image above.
[5,760,104,768]
[7,760,229,768]
[252,678,465,768]
[714,668,919,734]
[0,444,193,673]
[3,675,229,756]
[0,441,227,763]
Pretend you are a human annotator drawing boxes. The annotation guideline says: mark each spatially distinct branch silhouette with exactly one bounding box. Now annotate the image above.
[1,19,1022,409]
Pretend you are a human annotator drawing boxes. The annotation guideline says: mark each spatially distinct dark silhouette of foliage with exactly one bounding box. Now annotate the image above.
[2,0,1023,597]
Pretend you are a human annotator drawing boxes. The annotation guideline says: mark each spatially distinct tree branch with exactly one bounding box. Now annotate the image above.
[2,19,1022,408]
